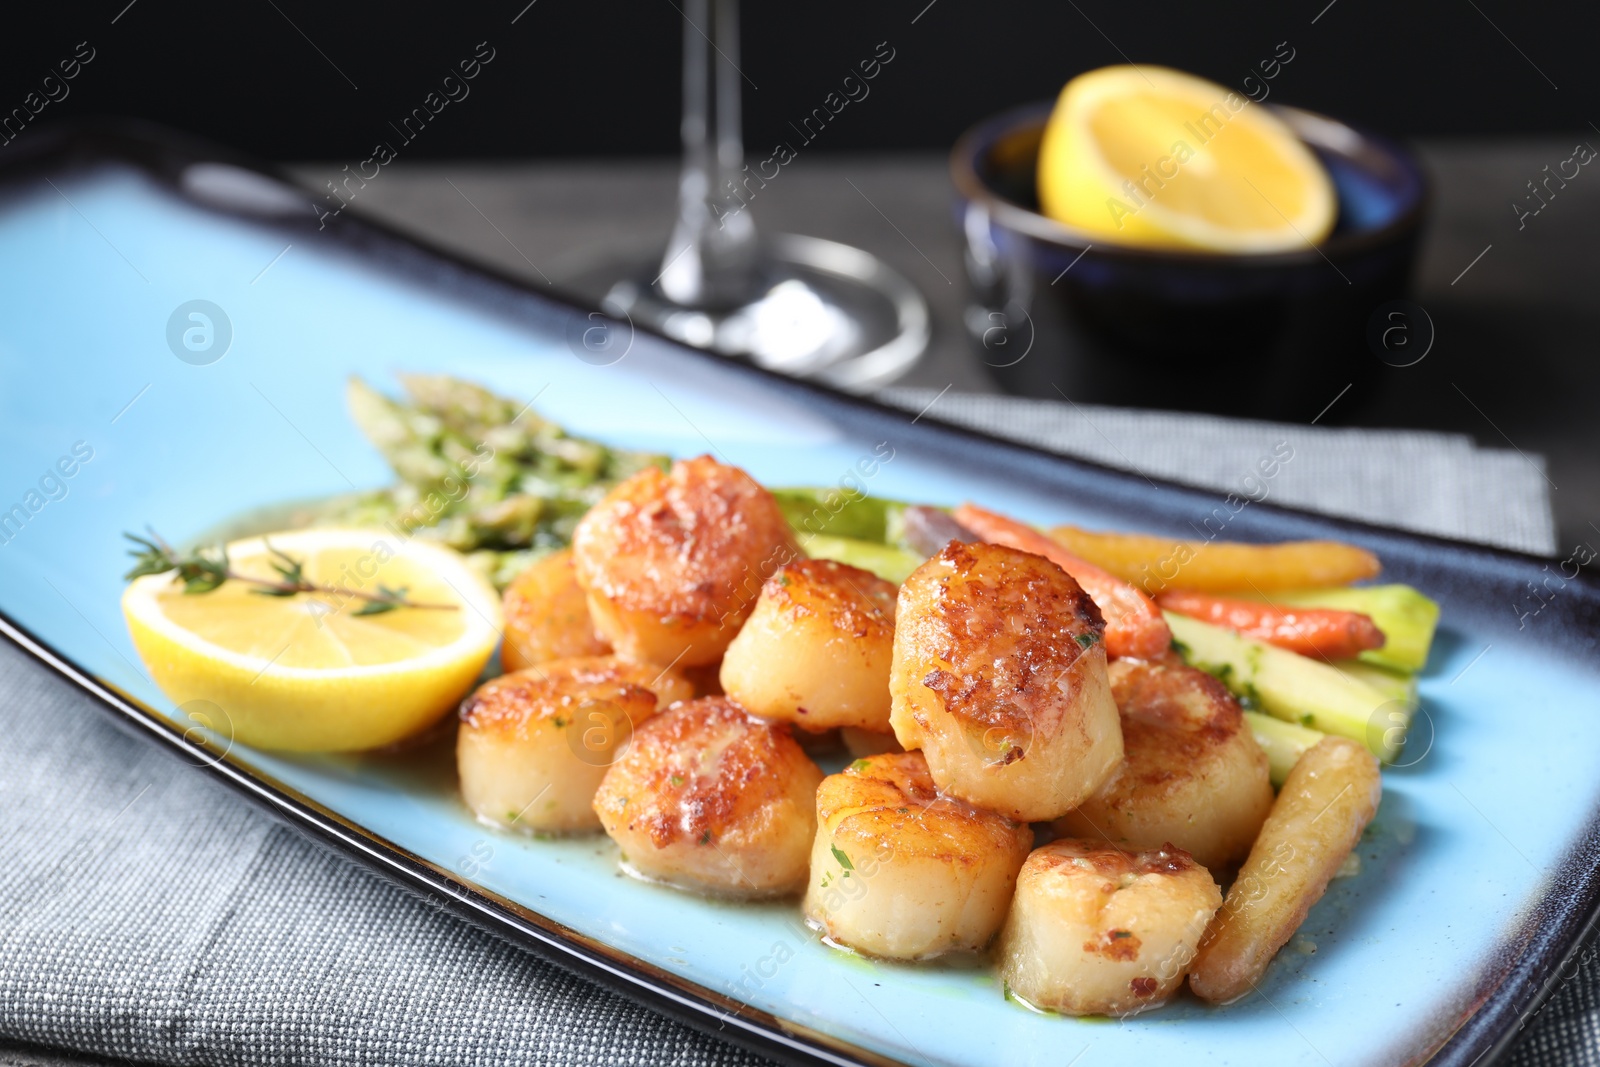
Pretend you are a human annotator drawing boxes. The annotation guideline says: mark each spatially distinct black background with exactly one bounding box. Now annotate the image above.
[2,0,1596,162]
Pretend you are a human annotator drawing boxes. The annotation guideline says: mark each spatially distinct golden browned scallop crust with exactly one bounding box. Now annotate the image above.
[889,540,1123,821]
[762,558,897,638]
[572,455,799,667]
[499,549,611,672]
[459,656,692,734]
[720,558,898,731]
[592,696,824,897]
[456,656,693,834]
[1054,659,1273,872]
[805,751,1033,959]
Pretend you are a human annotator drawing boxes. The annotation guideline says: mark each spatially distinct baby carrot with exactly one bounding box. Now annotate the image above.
[953,504,1172,660]
[1155,590,1386,661]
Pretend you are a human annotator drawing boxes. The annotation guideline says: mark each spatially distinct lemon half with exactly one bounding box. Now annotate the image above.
[1038,65,1336,253]
[123,528,503,752]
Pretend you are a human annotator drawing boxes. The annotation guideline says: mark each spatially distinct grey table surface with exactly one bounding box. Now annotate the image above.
[280,145,1599,557]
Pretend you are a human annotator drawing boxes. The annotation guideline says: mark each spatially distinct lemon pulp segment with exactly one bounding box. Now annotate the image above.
[1037,65,1336,253]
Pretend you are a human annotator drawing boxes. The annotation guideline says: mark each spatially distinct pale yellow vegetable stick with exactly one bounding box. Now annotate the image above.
[1188,736,1381,1003]
[1242,712,1323,787]
[1047,526,1381,595]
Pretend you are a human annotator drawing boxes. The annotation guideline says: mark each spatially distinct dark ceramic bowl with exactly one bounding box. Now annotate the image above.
[951,102,1428,419]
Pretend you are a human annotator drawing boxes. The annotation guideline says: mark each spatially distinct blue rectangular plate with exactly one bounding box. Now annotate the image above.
[2,123,1598,1067]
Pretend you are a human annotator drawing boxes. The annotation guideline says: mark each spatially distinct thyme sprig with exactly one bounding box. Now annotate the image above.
[122,530,456,616]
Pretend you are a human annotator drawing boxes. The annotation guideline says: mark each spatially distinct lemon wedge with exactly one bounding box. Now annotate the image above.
[123,528,502,752]
[1037,65,1336,253]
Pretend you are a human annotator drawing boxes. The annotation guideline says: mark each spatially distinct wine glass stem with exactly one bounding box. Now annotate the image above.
[657,0,760,309]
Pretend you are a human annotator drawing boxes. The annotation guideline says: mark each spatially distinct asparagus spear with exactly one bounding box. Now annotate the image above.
[772,487,908,543]
[1235,584,1440,673]
[341,375,667,563]
[1243,711,1324,786]
[399,373,663,486]
[399,373,527,434]
[1333,659,1418,709]
[802,534,924,584]
[346,377,456,487]
[1167,611,1407,763]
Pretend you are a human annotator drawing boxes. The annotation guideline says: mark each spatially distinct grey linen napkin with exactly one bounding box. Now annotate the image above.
[0,397,1567,1067]
[878,390,1558,556]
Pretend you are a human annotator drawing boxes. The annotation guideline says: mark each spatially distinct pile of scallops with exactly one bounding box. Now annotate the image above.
[456,456,1381,1016]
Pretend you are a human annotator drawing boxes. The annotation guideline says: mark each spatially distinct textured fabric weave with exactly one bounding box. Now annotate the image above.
[0,637,773,1067]
[0,396,1570,1067]
[879,389,1558,556]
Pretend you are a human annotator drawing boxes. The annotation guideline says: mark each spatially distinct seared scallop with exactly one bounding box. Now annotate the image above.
[500,549,610,671]
[592,697,824,897]
[804,752,1032,959]
[720,559,898,731]
[998,840,1221,1017]
[1054,659,1273,872]
[571,455,798,667]
[889,540,1123,821]
[457,656,692,834]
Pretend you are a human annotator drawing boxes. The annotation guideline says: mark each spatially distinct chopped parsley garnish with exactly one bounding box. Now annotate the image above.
[849,758,872,773]
[830,844,855,871]
[1075,632,1100,648]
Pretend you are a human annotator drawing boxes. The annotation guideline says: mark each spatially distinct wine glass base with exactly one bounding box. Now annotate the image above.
[601,234,930,393]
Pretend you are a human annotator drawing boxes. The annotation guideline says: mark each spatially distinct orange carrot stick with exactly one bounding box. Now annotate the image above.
[1155,590,1387,660]
[953,504,1172,660]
